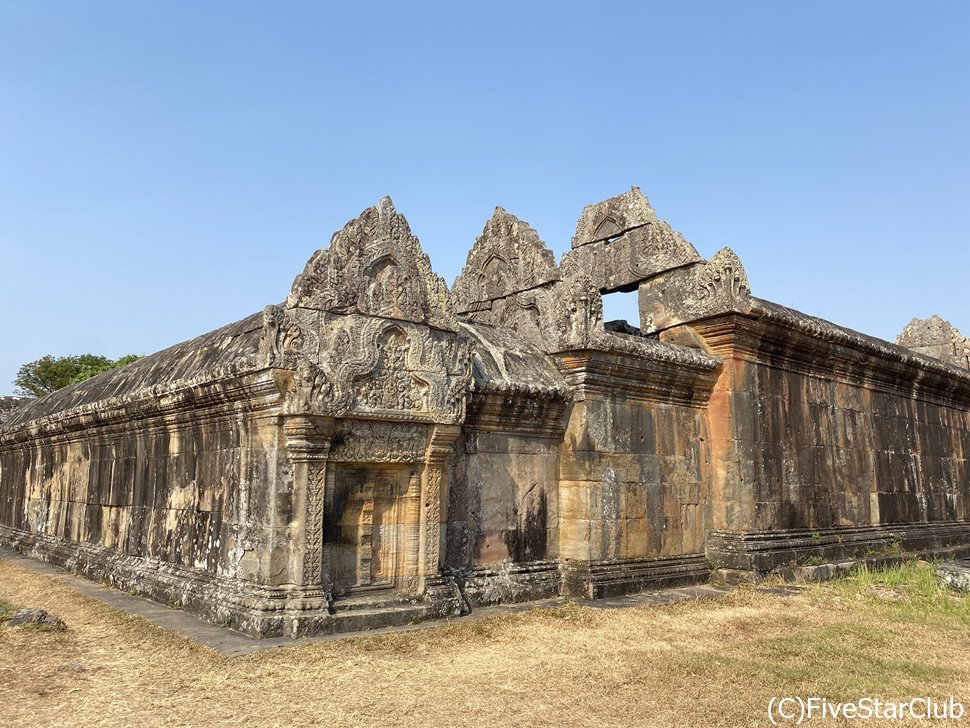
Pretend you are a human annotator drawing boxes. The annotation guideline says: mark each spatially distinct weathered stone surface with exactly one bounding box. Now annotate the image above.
[288,196,456,331]
[563,187,702,294]
[638,247,751,333]
[572,186,659,247]
[0,396,31,425]
[936,560,970,591]
[897,315,970,371]
[7,607,66,630]
[452,208,560,313]
[451,206,609,355]
[1,186,969,637]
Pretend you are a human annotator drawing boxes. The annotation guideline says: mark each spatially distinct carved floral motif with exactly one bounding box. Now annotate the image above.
[330,422,427,463]
[693,248,750,305]
[303,461,327,584]
[424,466,442,573]
[260,305,304,368]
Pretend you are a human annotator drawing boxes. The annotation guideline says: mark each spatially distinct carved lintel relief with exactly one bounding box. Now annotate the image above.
[284,316,471,422]
[330,421,427,463]
[259,304,304,369]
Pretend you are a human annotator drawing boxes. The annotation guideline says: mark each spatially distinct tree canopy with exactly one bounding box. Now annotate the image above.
[14,354,143,397]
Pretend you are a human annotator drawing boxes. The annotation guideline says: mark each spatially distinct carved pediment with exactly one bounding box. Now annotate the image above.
[287,197,456,331]
[452,207,560,313]
[897,315,970,370]
[562,187,702,294]
[695,248,750,305]
[458,270,606,355]
[571,186,658,248]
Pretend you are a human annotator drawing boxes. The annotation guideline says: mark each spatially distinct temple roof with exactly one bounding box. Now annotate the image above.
[0,312,267,431]
[0,396,32,425]
[460,320,569,398]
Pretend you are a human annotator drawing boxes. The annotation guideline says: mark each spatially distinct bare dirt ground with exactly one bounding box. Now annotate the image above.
[1,559,969,727]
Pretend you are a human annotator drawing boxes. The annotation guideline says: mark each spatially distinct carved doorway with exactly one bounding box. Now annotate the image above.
[326,464,421,597]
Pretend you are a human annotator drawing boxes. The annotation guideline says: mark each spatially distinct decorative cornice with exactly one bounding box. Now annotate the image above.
[694,305,970,408]
[553,347,721,407]
[465,386,570,438]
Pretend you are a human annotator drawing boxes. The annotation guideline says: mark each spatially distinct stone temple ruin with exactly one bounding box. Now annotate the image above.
[1,188,969,637]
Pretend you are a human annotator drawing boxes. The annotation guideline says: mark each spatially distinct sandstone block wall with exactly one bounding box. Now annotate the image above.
[692,304,970,573]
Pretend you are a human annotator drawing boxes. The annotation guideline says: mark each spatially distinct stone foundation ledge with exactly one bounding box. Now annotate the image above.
[707,521,970,576]
[456,560,561,607]
[561,553,710,599]
[0,526,464,638]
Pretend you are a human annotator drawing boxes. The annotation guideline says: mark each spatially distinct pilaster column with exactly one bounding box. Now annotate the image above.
[418,423,461,591]
[283,415,334,589]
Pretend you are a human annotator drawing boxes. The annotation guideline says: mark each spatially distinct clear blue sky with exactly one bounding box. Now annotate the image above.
[1,1,968,395]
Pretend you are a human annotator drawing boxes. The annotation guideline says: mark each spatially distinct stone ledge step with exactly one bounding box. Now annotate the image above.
[333,604,429,634]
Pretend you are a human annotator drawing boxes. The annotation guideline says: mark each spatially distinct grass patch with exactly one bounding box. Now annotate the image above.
[829,561,970,629]
[0,595,16,621]
[0,558,968,727]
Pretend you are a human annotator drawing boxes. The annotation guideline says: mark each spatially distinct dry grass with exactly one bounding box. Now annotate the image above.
[2,560,969,727]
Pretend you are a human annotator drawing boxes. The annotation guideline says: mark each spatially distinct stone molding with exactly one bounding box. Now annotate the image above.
[693,309,970,409]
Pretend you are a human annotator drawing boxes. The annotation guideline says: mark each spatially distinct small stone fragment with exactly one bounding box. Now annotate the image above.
[936,562,970,592]
[7,608,67,630]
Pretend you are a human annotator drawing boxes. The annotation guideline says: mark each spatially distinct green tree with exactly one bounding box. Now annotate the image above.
[14,354,143,397]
